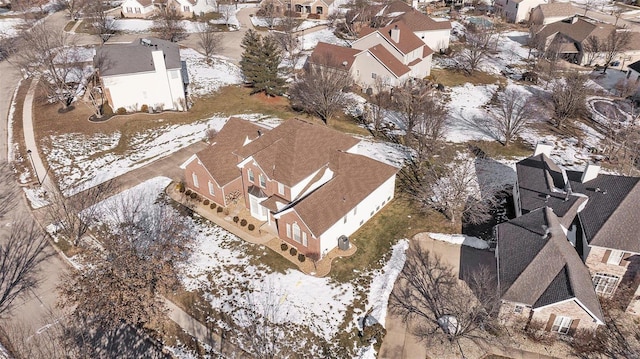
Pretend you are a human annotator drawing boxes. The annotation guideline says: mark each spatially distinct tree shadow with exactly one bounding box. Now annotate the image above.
[447,109,499,142]
[70,322,170,358]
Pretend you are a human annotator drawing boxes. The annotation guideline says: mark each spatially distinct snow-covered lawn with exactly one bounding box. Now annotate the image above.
[180,48,243,96]
[0,18,24,38]
[428,233,489,249]
[93,176,408,354]
[299,28,348,51]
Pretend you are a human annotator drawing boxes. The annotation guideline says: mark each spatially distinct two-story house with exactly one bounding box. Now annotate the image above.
[496,142,640,334]
[183,118,399,258]
[308,21,433,90]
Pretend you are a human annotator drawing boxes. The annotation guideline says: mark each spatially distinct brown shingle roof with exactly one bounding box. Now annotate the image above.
[292,151,398,236]
[497,207,604,322]
[536,18,615,44]
[196,118,266,187]
[366,45,411,77]
[361,21,424,55]
[308,42,361,70]
[393,10,452,31]
[236,119,360,187]
[379,0,412,15]
[535,2,579,19]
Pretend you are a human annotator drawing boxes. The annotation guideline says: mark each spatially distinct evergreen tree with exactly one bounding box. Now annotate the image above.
[240,30,285,96]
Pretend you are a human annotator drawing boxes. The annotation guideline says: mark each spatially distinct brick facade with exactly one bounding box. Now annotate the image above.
[184,158,243,207]
[500,299,600,334]
[276,210,321,257]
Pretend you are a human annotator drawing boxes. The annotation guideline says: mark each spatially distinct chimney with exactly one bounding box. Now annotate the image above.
[533,141,553,157]
[581,163,600,183]
[390,25,400,43]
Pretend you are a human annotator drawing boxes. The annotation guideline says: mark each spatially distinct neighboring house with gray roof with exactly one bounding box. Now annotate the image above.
[95,37,188,112]
[121,0,158,18]
[182,118,399,259]
[498,142,640,333]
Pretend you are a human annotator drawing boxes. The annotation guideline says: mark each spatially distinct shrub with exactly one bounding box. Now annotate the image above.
[203,199,210,205]
[102,103,113,116]
[223,208,229,215]
[289,247,297,256]
[233,216,239,223]
[210,203,216,209]
[190,192,197,200]
[240,219,247,227]
[176,182,185,193]
[248,224,255,231]
[140,104,149,113]
[281,243,288,251]
[185,189,192,196]
[116,107,127,115]
[298,253,306,262]
[217,206,223,213]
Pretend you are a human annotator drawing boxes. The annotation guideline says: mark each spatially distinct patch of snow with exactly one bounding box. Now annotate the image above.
[0,18,25,39]
[294,19,329,32]
[180,48,243,96]
[23,187,50,209]
[299,28,348,51]
[428,233,489,249]
[365,239,408,327]
[446,83,498,143]
[353,138,412,168]
[6,78,21,161]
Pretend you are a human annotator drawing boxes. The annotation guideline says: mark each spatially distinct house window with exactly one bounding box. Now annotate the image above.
[514,305,524,314]
[126,7,132,12]
[353,207,357,216]
[293,223,301,243]
[593,273,620,296]
[259,174,266,188]
[551,316,572,334]
[208,181,215,196]
[183,5,190,12]
[135,8,141,13]
[192,172,199,188]
[316,6,323,14]
[248,169,254,182]
[278,182,285,195]
[372,73,377,79]
[607,250,625,265]
[356,70,360,76]
[302,232,308,247]
[286,223,291,238]
[343,215,347,224]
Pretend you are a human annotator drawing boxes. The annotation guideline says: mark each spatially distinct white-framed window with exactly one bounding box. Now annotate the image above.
[248,168,254,182]
[293,223,301,243]
[135,7,141,13]
[551,316,572,334]
[607,250,625,265]
[183,5,190,12]
[259,174,266,188]
[278,182,285,195]
[514,305,524,314]
[343,215,347,224]
[126,7,132,12]
[286,223,291,238]
[208,181,215,196]
[593,273,620,296]
[353,207,357,215]
[302,232,308,247]
[371,73,377,79]
[192,172,199,188]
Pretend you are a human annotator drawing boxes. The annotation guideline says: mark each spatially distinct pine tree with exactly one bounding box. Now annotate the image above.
[240,30,285,96]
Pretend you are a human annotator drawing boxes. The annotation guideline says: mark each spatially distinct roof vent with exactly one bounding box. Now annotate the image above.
[541,225,551,240]
[342,61,348,67]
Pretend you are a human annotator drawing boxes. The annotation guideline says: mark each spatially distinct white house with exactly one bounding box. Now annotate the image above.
[495,0,548,23]
[168,0,217,17]
[121,0,157,18]
[530,2,580,25]
[95,38,188,112]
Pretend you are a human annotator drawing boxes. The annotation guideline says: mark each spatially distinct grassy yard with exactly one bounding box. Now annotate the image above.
[467,139,533,159]
[331,196,456,283]
[429,68,506,87]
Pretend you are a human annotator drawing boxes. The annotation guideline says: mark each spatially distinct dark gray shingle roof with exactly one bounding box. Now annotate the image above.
[95,38,181,77]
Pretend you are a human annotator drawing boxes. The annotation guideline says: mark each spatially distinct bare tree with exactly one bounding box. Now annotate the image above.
[550,72,588,128]
[218,2,235,28]
[196,22,222,63]
[601,29,632,73]
[274,13,302,76]
[458,23,497,74]
[389,244,499,350]
[582,35,602,66]
[364,77,391,132]
[401,156,498,225]
[46,181,117,246]
[0,217,51,319]
[487,88,533,146]
[258,0,281,29]
[88,1,115,43]
[289,58,354,124]
[55,0,88,21]
[614,78,639,98]
[60,193,194,332]
[15,22,85,111]
[153,6,186,42]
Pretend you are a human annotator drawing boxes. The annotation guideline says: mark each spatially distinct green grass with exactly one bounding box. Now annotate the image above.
[429,68,505,87]
[330,197,455,283]
[467,139,533,159]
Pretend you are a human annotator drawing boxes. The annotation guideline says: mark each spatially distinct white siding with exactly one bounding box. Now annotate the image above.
[414,29,450,52]
[319,175,396,256]
[102,50,185,111]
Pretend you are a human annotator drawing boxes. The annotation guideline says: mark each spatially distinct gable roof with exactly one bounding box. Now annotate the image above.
[123,0,154,6]
[534,2,579,19]
[392,10,452,31]
[236,119,360,187]
[307,42,361,70]
[535,18,614,44]
[366,45,411,77]
[359,21,425,55]
[292,151,398,236]
[497,207,604,322]
[377,0,413,16]
[196,118,267,187]
[95,37,181,77]
[628,59,640,73]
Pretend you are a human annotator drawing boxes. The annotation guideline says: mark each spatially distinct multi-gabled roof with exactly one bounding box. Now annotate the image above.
[307,42,361,70]
[96,37,181,77]
[235,119,360,187]
[496,207,604,322]
[534,17,615,44]
[359,21,425,55]
[534,2,579,19]
[194,118,266,187]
